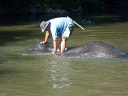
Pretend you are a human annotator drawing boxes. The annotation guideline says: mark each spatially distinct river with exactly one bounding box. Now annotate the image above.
[0,14,128,96]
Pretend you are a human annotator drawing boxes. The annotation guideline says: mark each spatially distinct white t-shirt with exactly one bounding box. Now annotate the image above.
[49,17,73,39]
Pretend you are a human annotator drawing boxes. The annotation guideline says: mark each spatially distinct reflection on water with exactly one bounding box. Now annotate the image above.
[49,58,72,89]
[0,15,128,96]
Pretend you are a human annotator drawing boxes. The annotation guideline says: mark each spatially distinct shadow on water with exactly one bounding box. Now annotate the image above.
[0,15,47,45]
[0,14,45,25]
[70,9,128,26]
[0,30,42,45]
[0,14,57,45]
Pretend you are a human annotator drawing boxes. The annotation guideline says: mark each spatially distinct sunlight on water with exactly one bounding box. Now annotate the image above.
[0,15,128,96]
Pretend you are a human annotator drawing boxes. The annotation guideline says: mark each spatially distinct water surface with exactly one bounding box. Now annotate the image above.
[0,15,128,96]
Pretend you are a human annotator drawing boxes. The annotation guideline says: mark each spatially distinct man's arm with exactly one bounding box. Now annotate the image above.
[40,31,50,44]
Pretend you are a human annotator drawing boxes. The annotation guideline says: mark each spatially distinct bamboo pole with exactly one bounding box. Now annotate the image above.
[67,16,85,30]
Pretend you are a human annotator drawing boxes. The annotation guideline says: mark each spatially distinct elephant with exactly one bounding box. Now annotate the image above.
[28,41,128,58]
[28,41,54,52]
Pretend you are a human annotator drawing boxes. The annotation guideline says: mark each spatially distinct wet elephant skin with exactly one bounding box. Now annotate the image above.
[28,41,128,58]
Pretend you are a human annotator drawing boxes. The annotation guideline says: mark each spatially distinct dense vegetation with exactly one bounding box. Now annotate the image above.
[0,0,128,15]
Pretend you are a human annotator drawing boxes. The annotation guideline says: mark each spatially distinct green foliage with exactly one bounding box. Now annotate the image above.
[51,0,106,11]
[0,0,127,15]
[77,0,106,10]
[56,0,77,10]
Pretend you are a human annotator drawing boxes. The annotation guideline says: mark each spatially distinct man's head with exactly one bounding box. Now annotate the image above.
[40,21,49,32]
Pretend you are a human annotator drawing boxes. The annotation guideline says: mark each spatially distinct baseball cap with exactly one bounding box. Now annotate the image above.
[40,21,49,32]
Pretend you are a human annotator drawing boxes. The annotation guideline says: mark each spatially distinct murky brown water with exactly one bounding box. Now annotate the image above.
[0,15,128,96]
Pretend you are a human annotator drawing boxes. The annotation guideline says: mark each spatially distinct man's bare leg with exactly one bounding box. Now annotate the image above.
[60,39,66,54]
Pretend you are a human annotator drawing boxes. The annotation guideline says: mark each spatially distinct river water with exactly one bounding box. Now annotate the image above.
[0,14,128,96]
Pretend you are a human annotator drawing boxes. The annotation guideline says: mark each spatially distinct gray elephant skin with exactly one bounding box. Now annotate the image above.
[28,41,128,58]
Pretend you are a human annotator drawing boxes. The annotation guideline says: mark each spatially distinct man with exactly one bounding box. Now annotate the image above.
[40,17,74,54]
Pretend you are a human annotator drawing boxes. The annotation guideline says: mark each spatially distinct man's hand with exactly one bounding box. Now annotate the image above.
[40,41,47,44]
